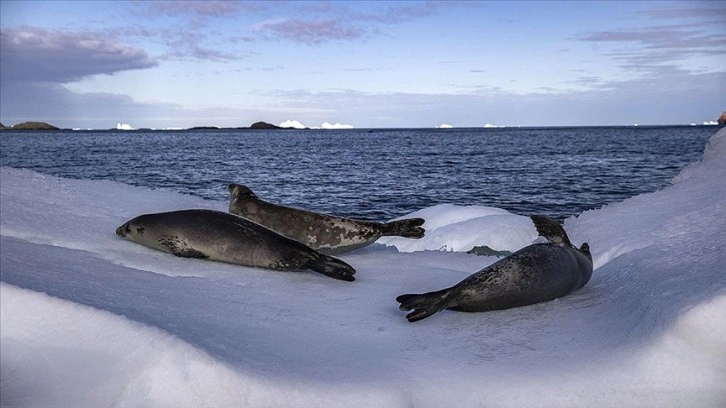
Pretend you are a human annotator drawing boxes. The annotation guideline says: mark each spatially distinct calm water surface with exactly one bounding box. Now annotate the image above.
[0,126,717,221]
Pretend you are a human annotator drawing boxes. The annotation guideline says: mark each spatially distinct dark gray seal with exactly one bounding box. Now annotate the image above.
[227,183,425,254]
[396,215,592,322]
[115,209,356,281]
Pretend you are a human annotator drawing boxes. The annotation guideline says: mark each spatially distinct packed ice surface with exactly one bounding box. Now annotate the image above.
[1,129,725,407]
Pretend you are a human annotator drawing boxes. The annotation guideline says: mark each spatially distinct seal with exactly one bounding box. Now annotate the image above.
[115,209,356,281]
[396,215,592,322]
[227,183,426,254]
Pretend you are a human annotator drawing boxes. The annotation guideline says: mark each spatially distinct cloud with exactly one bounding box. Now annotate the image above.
[0,80,272,129]
[346,1,447,24]
[255,1,468,45]
[260,68,726,127]
[576,3,726,75]
[149,1,239,16]
[579,27,726,51]
[643,5,726,21]
[155,27,243,61]
[578,25,726,75]
[139,1,264,17]
[0,27,157,83]
[2,68,724,129]
[255,19,364,44]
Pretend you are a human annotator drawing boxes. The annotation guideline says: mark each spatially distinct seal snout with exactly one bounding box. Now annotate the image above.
[115,223,129,237]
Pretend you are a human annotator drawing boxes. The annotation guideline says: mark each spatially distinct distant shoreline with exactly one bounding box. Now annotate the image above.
[1,120,724,132]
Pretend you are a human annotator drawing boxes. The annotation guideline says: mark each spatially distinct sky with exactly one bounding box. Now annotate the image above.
[0,0,725,129]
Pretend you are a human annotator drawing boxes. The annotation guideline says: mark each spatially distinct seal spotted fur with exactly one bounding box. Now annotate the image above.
[228,183,425,254]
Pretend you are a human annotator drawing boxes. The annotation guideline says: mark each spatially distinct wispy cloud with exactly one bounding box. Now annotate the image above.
[575,3,726,76]
[0,27,157,83]
[579,25,726,73]
[255,1,466,45]
[140,1,262,17]
[154,27,244,61]
[643,5,726,21]
[255,19,364,44]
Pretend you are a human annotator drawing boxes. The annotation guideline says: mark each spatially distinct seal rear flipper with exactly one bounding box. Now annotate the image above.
[306,253,356,282]
[531,215,572,247]
[396,289,451,322]
[382,218,426,239]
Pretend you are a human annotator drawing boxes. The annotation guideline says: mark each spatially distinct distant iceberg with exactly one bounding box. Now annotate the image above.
[437,123,454,129]
[116,123,134,131]
[319,122,354,129]
[279,119,306,129]
[483,123,505,128]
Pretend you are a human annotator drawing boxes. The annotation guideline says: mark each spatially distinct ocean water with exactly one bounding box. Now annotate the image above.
[0,126,717,221]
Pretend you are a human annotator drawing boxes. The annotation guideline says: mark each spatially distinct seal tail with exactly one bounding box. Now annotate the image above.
[396,289,451,322]
[381,218,426,239]
[306,253,357,282]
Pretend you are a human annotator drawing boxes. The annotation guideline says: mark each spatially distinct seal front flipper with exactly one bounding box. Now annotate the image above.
[531,215,572,247]
[381,218,426,239]
[396,288,451,322]
[305,253,356,282]
[158,236,209,258]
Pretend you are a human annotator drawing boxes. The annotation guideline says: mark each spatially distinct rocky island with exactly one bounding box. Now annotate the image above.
[249,121,282,129]
[0,121,60,130]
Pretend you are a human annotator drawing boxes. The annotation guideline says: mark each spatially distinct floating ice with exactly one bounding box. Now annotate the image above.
[279,119,306,129]
[320,122,354,129]
[116,123,134,130]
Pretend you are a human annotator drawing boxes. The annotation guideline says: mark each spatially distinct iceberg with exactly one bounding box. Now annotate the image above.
[320,122,354,129]
[1,129,725,407]
[116,123,134,130]
[437,123,453,128]
[279,119,306,129]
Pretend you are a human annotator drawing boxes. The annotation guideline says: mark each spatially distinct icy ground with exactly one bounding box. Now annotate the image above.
[1,129,725,407]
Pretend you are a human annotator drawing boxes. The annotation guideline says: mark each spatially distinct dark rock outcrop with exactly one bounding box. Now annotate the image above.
[2,121,60,130]
[718,112,726,125]
[187,126,221,130]
[250,121,281,129]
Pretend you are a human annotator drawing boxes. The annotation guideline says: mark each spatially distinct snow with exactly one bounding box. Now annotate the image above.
[378,204,537,253]
[2,129,726,407]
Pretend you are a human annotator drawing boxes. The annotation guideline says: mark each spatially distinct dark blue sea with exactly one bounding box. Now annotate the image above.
[0,126,718,221]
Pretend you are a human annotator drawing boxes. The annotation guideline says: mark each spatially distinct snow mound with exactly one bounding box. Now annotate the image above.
[377,204,537,253]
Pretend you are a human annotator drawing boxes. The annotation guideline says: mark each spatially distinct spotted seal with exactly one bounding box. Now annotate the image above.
[396,215,592,322]
[227,183,425,254]
[115,209,356,281]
